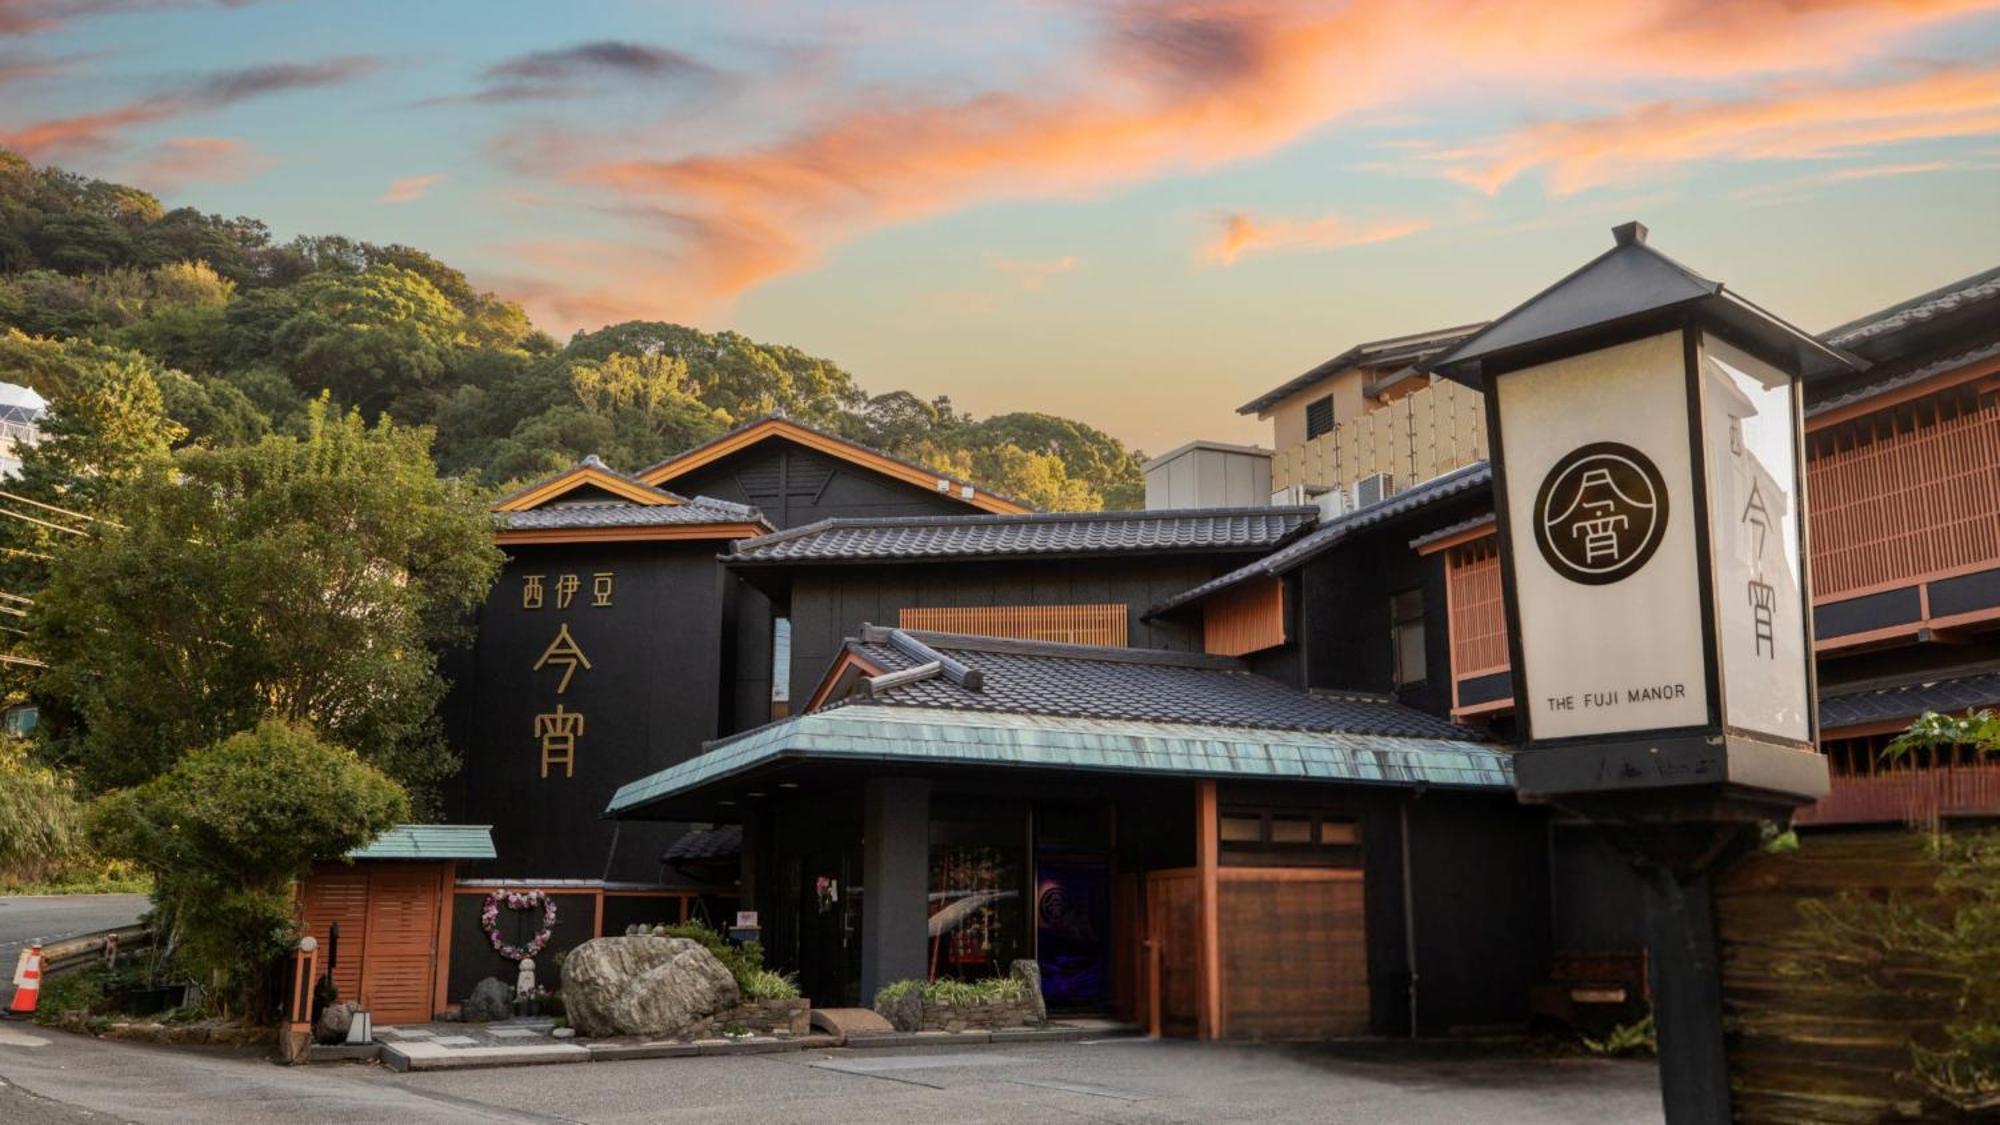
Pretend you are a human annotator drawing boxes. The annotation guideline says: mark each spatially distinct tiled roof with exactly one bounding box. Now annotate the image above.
[662,824,743,862]
[499,495,763,532]
[607,704,1511,816]
[1820,669,2000,732]
[1237,323,1486,416]
[1408,513,1497,551]
[1150,461,1493,617]
[835,627,1476,741]
[726,505,1317,564]
[348,824,496,861]
[1807,338,2000,419]
[1822,264,2000,350]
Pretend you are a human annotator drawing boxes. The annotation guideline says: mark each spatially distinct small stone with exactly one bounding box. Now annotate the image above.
[462,977,516,1023]
[551,1027,575,1039]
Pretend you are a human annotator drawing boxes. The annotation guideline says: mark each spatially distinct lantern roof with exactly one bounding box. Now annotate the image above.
[1429,222,1860,385]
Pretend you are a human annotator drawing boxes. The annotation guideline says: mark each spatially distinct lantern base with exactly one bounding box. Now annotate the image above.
[1513,729,1828,816]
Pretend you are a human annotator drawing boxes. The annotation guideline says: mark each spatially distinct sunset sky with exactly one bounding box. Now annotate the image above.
[3,0,1998,453]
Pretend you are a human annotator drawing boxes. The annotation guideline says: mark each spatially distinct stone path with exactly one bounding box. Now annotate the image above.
[351,1018,1094,1072]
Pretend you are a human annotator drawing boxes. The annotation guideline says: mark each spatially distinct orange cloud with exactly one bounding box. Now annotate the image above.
[497,0,1999,324]
[0,54,380,158]
[986,254,1081,292]
[1442,65,2000,195]
[1202,211,1429,266]
[380,173,445,204]
[123,135,273,192]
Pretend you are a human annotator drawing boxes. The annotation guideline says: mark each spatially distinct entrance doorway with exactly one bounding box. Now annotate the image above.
[1035,855,1111,1011]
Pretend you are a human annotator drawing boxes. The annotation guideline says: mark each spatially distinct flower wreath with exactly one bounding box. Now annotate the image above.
[482,890,558,961]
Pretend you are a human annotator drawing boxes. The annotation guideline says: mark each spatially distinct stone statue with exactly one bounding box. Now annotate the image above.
[516,956,537,996]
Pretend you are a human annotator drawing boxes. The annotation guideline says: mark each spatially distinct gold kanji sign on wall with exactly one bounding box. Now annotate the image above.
[533,623,592,693]
[534,704,583,779]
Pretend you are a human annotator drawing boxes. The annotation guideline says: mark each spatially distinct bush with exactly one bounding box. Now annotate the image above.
[0,738,85,886]
[90,719,408,1018]
[648,921,798,1000]
[873,976,1025,1007]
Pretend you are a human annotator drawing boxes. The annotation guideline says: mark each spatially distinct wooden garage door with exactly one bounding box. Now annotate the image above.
[1220,868,1368,1039]
[358,866,444,1023]
[298,870,369,1003]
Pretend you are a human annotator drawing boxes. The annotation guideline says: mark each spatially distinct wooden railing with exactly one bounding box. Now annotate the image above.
[1272,378,1487,494]
[1808,394,2000,600]
[1795,763,2000,827]
[899,604,1129,647]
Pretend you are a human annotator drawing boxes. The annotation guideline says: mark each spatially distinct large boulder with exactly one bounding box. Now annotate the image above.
[461,977,515,1023]
[561,935,740,1038]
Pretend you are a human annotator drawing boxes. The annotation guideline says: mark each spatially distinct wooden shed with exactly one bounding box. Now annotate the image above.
[297,824,495,1025]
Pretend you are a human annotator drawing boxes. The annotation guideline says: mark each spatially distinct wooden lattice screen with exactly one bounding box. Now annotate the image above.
[1446,537,1510,678]
[898,604,1128,647]
[1807,392,2000,599]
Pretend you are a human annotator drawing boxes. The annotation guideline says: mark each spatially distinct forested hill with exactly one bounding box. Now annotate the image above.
[0,150,1144,511]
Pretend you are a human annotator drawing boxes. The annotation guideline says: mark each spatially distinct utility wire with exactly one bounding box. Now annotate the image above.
[0,488,110,528]
[0,653,46,668]
[0,507,88,537]
[0,591,32,605]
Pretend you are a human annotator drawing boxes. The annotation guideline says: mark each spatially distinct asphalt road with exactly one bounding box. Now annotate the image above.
[0,895,150,972]
[0,1021,1666,1125]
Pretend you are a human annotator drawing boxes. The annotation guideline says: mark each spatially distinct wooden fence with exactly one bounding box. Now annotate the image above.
[898,604,1128,647]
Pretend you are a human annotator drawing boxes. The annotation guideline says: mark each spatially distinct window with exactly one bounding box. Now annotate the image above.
[1219,816,1264,843]
[2,705,36,737]
[1391,589,1426,686]
[899,604,1127,647]
[1219,809,1364,858]
[771,617,792,705]
[1305,395,1336,440]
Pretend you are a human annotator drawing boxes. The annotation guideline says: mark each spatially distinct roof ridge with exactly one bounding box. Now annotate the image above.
[881,627,1248,670]
[1822,262,2000,345]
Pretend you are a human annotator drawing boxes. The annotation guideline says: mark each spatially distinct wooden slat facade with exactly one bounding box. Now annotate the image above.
[1807,390,2000,602]
[1446,538,1508,678]
[1218,869,1368,1040]
[1717,830,1953,1124]
[1202,576,1286,656]
[297,862,453,1024]
[898,603,1128,647]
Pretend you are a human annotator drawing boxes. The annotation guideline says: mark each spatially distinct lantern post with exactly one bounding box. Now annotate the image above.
[1430,222,1862,1122]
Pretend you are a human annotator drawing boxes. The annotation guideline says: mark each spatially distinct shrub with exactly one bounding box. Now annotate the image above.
[90,719,408,1018]
[649,921,798,1000]
[0,738,85,886]
[873,976,1026,1008]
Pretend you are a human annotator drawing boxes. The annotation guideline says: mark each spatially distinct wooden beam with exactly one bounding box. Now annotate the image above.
[1196,780,1222,1042]
[431,862,456,1019]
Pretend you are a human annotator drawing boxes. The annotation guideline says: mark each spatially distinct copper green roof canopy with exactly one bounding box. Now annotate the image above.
[606,704,1512,820]
[347,824,496,861]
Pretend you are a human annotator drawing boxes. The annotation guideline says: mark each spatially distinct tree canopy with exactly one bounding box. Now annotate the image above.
[0,148,1148,511]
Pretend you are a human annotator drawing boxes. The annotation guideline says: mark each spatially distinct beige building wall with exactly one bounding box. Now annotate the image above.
[1271,377,1488,494]
[1264,370,1369,452]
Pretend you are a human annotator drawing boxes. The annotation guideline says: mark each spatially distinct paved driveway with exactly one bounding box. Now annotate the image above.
[1,1023,1664,1124]
[0,895,149,971]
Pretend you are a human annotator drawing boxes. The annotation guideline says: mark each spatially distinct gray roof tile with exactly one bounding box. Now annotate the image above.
[1822,264,2000,349]
[1820,668,2000,731]
[728,505,1317,564]
[839,628,1478,742]
[498,495,763,532]
[1150,462,1493,617]
[662,823,742,861]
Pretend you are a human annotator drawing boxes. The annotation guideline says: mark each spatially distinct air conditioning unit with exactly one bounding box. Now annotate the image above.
[1270,484,1308,507]
[1351,472,1396,509]
[1313,487,1351,521]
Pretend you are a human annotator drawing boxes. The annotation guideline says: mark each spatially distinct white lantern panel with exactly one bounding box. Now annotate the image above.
[1496,332,1710,740]
[1701,337,1810,743]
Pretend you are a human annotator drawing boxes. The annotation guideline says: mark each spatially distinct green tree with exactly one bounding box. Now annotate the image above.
[91,719,408,1016]
[266,265,468,421]
[0,737,85,887]
[29,400,500,800]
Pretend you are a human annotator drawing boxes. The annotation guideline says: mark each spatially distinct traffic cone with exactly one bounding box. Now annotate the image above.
[3,945,42,1019]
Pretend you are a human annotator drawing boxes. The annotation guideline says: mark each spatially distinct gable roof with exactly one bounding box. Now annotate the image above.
[1429,223,1856,384]
[637,415,1032,515]
[1237,322,1487,416]
[494,454,683,512]
[1822,263,2000,353]
[725,505,1318,565]
[1149,461,1493,618]
[825,625,1477,740]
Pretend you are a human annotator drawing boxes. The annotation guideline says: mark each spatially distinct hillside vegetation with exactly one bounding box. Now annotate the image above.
[0,149,1145,511]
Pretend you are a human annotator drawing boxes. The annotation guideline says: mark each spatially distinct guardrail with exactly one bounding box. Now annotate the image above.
[36,925,154,978]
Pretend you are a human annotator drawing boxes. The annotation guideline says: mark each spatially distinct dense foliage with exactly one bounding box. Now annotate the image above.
[28,400,500,802]
[648,921,798,1001]
[0,736,84,886]
[90,720,409,1017]
[0,150,1146,510]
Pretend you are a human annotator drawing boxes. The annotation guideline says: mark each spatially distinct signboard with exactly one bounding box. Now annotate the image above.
[1701,338,1810,744]
[1496,332,1710,741]
[735,911,759,929]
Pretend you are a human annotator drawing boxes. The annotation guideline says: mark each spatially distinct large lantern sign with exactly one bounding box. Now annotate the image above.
[1432,221,1856,809]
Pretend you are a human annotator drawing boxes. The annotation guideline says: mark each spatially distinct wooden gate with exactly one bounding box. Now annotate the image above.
[1220,868,1368,1039]
[1142,866,1368,1039]
[298,862,450,1024]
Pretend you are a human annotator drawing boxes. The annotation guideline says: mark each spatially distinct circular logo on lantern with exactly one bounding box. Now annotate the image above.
[1533,441,1669,585]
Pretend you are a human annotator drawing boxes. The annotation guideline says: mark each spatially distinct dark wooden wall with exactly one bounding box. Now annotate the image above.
[443,540,727,882]
[781,555,1230,706]
[663,441,974,528]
